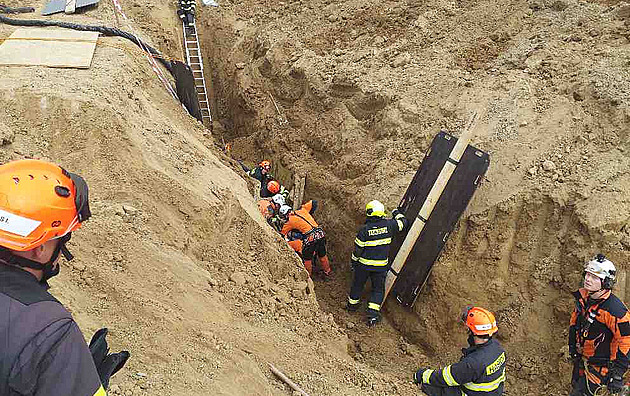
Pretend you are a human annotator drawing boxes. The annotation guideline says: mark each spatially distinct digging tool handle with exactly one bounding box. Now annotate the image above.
[269,364,310,396]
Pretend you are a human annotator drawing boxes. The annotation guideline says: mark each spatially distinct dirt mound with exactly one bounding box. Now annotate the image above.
[2,0,630,394]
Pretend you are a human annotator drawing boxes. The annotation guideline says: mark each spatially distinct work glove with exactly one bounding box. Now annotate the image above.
[392,208,404,218]
[413,368,427,384]
[608,369,625,394]
[89,328,131,390]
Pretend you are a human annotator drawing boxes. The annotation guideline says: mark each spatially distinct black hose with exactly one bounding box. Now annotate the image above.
[0,5,35,13]
[0,14,173,73]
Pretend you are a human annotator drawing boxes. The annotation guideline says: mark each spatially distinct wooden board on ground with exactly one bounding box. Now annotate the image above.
[0,28,99,68]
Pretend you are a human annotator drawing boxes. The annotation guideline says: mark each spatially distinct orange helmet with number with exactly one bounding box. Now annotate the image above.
[267,180,280,194]
[461,306,498,336]
[0,159,91,252]
[259,160,271,170]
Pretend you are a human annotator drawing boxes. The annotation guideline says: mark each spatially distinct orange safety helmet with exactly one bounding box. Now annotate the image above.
[259,160,271,170]
[0,159,91,252]
[461,306,498,336]
[267,180,280,194]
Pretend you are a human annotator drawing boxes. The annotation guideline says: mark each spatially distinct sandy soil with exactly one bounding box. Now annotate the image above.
[1,0,630,395]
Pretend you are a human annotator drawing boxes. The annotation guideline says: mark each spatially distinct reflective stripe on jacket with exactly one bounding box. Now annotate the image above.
[421,338,506,396]
[351,213,407,271]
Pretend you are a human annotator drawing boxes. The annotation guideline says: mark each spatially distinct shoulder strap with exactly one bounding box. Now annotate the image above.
[294,212,315,229]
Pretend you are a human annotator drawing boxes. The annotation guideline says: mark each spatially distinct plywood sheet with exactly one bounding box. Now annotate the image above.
[0,28,99,68]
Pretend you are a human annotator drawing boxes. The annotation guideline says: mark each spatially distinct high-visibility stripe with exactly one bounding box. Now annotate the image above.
[422,369,434,383]
[358,257,388,266]
[351,254,359,261]
[354,237,392,247]
[442,365,459,386]
[93,385,107,396]
[396,219,404,231]
[463,370,506,392]
[348,296,360,304]
[367,302,381,311]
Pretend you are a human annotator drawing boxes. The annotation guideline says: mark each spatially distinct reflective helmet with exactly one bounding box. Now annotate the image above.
[259,160,271,170]
[279,205,292,218]
[0,159,91,251]
[267,180,280,194]
[272,194,285,206]
[461,306,498,336]
[366,200,386,217]
[585,253,616,289]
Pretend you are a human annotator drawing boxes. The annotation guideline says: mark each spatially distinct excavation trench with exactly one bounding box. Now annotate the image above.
[192,2,630,395]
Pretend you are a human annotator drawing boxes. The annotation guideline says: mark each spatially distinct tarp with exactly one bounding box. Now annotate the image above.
[172,60,203,122]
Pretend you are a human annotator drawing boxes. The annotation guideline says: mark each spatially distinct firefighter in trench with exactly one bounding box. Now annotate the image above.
[279,201,332,278]
[346,200,407,326]
[569,254,630,396]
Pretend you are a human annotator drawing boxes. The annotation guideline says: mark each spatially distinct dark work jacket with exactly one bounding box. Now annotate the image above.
[351,214,407,271]
[0,265,104,396]
[247,166,274,198]
[420,338,506,396]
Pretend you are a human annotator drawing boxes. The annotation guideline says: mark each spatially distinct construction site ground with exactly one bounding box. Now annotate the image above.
[1,0,630,394]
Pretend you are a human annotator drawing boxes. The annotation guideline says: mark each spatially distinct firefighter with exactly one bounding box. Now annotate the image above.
[240,160,276,198]
[0,160,128,396]
[279,202,331,277]
[258,194,285,232]
[413,306,507,396]
[346,200,408,326]
[267,180,290,201]
[569,254,630,396]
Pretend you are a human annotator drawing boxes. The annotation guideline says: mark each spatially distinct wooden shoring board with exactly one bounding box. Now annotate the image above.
[392,143,490,306]
[293,173,306,208]
[383,113,478,303]
[0,28,99,68]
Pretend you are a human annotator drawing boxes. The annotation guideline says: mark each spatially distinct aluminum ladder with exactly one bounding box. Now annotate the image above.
[182,20,212,125]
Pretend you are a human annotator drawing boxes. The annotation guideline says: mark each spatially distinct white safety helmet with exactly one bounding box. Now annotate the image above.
[366,200,386,217]
[272,194,286,206]
[585,254,616,289]
[279,205,292,218]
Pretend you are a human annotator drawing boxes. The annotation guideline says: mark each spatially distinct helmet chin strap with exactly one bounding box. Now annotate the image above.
[0,233,73,283]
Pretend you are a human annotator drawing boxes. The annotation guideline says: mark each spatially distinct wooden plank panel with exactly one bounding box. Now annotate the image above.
[0,28,99,69]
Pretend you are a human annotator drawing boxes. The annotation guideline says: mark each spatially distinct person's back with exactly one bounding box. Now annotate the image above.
[0,265,103,396]
[0,159,126,396]
[282,201,318,235]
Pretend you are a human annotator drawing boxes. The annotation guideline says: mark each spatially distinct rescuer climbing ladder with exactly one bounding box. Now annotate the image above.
[182,21,212,125]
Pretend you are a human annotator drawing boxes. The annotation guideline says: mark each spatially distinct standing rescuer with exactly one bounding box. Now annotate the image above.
[569,254,630,396]
[346,200,408,326]
[414,306,507,396]
[0,159,128,396]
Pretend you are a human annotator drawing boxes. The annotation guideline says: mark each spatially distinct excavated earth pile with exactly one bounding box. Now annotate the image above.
[1,0,630,395]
